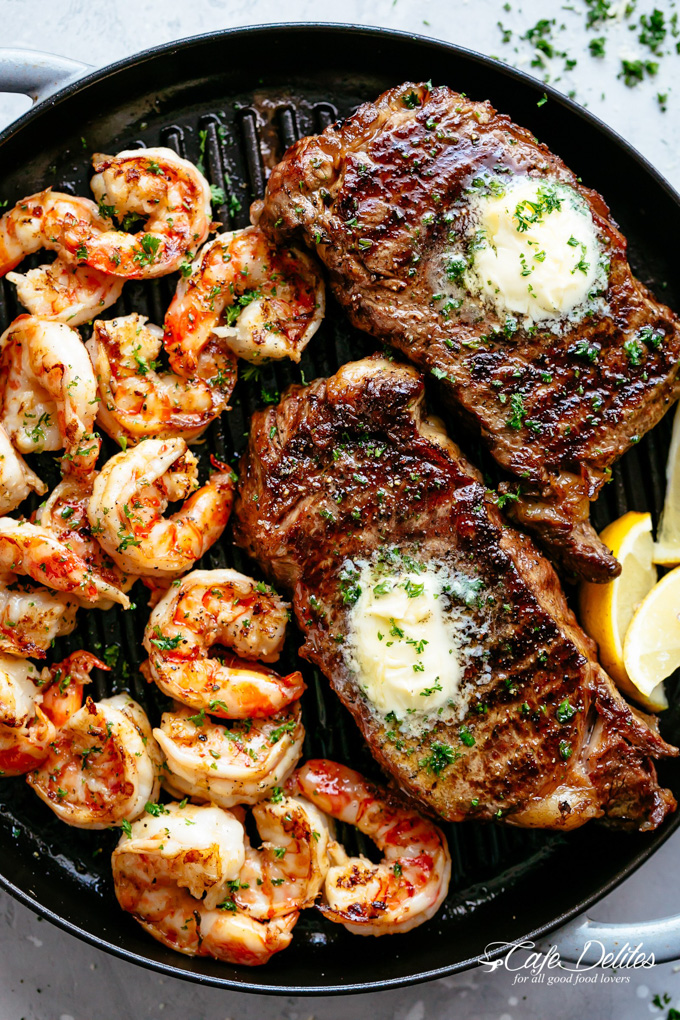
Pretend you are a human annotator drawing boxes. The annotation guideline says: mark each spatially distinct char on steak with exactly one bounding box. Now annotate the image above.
[257,82,680,582]
[234,356,677,831]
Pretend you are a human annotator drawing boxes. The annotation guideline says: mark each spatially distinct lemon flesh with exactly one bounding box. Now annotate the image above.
[654,401,680,567]
[624,565,680,699]
[579,512,667,711]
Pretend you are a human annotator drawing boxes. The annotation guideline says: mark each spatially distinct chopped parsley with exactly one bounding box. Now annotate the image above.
[133,233,161,267]
[145,802,170,817]
[420,742,461,776]
[559,739,573,760]
[209,183,226,207]
[507,392,526,430]
[639,9,666,54]
[149,628,183,652]
[459,726,476,747]
[619,59,658,87]
[339,564,361,606]
[514,184,561,233]
[572,339,600,363]
[623,337,645,365]
[556,698,577,723]
[269,719,296,743]
[225,289,261,326]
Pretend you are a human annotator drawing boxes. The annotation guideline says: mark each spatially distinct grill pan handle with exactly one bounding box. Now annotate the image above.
[539,912,680,965]
[0,47,90,103]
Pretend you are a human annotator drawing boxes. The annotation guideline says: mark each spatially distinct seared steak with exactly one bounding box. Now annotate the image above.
[234,356,677,831]
[258,82,680,582]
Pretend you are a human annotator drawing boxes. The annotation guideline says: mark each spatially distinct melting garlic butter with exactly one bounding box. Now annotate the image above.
[346,558,472,729]
[467,176,604,322]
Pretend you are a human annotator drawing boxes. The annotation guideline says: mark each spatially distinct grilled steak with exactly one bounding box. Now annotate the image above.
[258,82,680,582]
[234,356,677,831]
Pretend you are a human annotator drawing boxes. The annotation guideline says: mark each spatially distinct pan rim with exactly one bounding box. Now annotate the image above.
[3,812,679,995]
[3,20,680,212]
[1,20,680,994]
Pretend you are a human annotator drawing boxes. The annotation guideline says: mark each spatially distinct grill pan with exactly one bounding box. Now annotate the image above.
[1,24,680,994]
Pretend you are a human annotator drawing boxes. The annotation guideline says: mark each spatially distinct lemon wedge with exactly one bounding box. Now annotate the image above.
[579,511,667,711]
[623,565,680,704]
[654,401,680,567]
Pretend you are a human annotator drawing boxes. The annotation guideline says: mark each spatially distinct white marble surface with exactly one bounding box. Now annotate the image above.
[1,2,680,1018]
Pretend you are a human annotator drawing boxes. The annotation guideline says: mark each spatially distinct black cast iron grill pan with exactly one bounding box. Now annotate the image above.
[0,25,679,994]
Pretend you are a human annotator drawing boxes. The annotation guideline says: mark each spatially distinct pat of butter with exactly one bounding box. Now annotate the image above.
[347,559,465,726]
[467,176,604,323]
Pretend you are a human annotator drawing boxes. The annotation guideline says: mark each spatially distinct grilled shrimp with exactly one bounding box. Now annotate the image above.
[0,423,46,515]
[86,313,236,446]
[0,518,130,608]
[0,316,100,477]
[0,190,111,275]
[143,568,305,718]
[85,148,212,278]
[155,702,305,807]
[87,439,235,577]
[232,795,332,922]
[27,693,162,829]
[164,227,324,375]
[0,650,99,776]
[7,259,124,327]
[0,150,212,280]
[111,801,278,966]
[288,760,452,936]
[0,580,77,659]
[113,800,246,908]
[112,796,329,965]
[34,477,137,601]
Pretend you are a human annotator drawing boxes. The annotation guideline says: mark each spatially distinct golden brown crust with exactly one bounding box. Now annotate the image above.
[234,356,677,832]
[260,82,680,582]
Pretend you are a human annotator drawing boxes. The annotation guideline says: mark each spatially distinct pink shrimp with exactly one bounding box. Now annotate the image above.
[287,760,452,935]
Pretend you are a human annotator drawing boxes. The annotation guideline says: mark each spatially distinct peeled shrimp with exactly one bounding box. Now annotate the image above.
[112,795,329,966]
[287,760,452,936]
[0,316,100,477]
[27,693,162,829]
[85,148,212,277]
[0,650,99,776]
[0,580,77,659]
[164,227,324,374]
[0,518,130,608]
[113,800,246,907]
[7,258,123,327]
[0,149,212,280]
[0,189,111,275]
[87,439,235,577]
[142,568,305,718]
[232,795,332,922]
[112,801,268,965]
[155,702,305,807]
[35,477,137,600]
[86,313,236,446]
[0,423,46,515]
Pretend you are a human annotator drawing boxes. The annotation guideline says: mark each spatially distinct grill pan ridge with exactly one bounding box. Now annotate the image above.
[0,25,679,994]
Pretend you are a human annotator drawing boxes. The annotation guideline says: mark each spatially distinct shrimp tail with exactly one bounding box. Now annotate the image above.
[50,650,109,686]
[209,454,234,475]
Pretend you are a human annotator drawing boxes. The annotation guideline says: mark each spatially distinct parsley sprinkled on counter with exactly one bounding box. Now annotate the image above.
[495,2,675,109]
